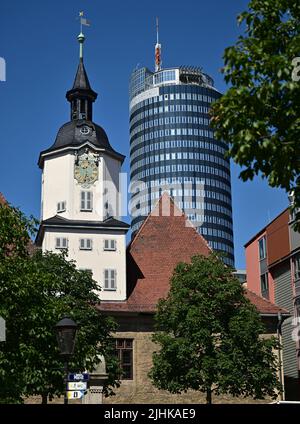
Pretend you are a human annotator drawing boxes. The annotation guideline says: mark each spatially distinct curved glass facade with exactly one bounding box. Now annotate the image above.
[129,67,234,267]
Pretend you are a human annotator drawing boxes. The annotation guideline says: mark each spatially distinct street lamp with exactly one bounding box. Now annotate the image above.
[55,317,78,404]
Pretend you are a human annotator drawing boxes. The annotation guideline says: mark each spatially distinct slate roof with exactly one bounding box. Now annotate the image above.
[71,58,93,91]
[99,193,289,317]
[38,58,124,167]
[38,120,125,168]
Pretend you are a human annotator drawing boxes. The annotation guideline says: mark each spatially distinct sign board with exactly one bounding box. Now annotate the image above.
[67,390,85,400]
[67,381,87,391]
[68,373,89,382]
[0,317,5,342]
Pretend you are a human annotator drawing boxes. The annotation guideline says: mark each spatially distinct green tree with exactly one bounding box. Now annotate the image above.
[0,202,36,259]
[0,203,119,403]
[149,254,281,404]
[210,0,300,226]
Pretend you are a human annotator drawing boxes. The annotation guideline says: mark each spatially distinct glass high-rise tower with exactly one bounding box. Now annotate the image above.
[129,65,234,267]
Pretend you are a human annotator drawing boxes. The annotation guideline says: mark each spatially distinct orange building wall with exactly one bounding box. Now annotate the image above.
[245,231,276,304]
[245,232,265,296]
[266,209,290,266]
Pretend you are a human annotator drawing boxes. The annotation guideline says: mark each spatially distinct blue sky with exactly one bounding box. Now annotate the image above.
[0,0,287,269]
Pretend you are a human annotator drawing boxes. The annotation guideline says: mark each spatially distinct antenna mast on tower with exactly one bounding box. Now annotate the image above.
[155,17,162,72]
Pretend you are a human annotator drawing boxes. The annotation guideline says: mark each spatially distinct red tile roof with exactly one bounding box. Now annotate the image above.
[245,288,289,315]
[99,193,288,316]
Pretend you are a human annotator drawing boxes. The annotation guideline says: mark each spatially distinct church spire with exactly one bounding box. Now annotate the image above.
[66,17,97,121]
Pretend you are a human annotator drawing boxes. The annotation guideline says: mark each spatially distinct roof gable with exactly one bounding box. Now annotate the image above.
[102,193,211,312]
[100,193,288,316]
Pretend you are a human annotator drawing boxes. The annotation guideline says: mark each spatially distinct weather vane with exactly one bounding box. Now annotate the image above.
[78,11,91,33]
[77,12,91,60]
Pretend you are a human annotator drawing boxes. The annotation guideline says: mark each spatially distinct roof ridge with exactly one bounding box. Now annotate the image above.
[130,192,182,248]
[130,192,213,252]
[129,194,162,248]
[166,193,212,253]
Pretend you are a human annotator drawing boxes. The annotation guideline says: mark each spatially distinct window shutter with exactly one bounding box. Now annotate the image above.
[86,192,90,209]
[56,238,60,248]
[104,269,109,289]
[81,191,85,210]
[111,270,116,289]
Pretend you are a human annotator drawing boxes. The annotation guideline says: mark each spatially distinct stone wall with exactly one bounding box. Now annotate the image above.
[103,329,275,404]
[24,313,281,404]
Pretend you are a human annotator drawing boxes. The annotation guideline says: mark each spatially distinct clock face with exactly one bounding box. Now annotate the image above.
[74,151,99,187]
[80,126,90,135]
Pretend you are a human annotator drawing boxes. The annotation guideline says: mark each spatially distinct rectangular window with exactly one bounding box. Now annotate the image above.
[115,339,133,380]
[79,238,92,250]
[104,239,117,251]
[57,201,66,213]
[104,269,117,290]
[258,236,266,260]
[81,191,93,211]
[260,273,269,299]
[293,254,300,280]
[79,268,93,276]
[55,237,68,249]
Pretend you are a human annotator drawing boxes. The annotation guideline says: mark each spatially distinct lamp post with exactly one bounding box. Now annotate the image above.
[55,317,78,405]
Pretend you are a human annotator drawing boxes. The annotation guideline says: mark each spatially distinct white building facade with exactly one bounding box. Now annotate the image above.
[36,34,129,301]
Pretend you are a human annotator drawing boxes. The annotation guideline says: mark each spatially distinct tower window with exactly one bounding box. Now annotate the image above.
[104,239,116,251]
[81,191,93,211]
[57,201,66,213]
[55,238,68,250]
[79,238,93,250]
[104,269,116,291]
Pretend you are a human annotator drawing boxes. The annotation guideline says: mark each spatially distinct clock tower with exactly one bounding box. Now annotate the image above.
[36,31,129,301]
